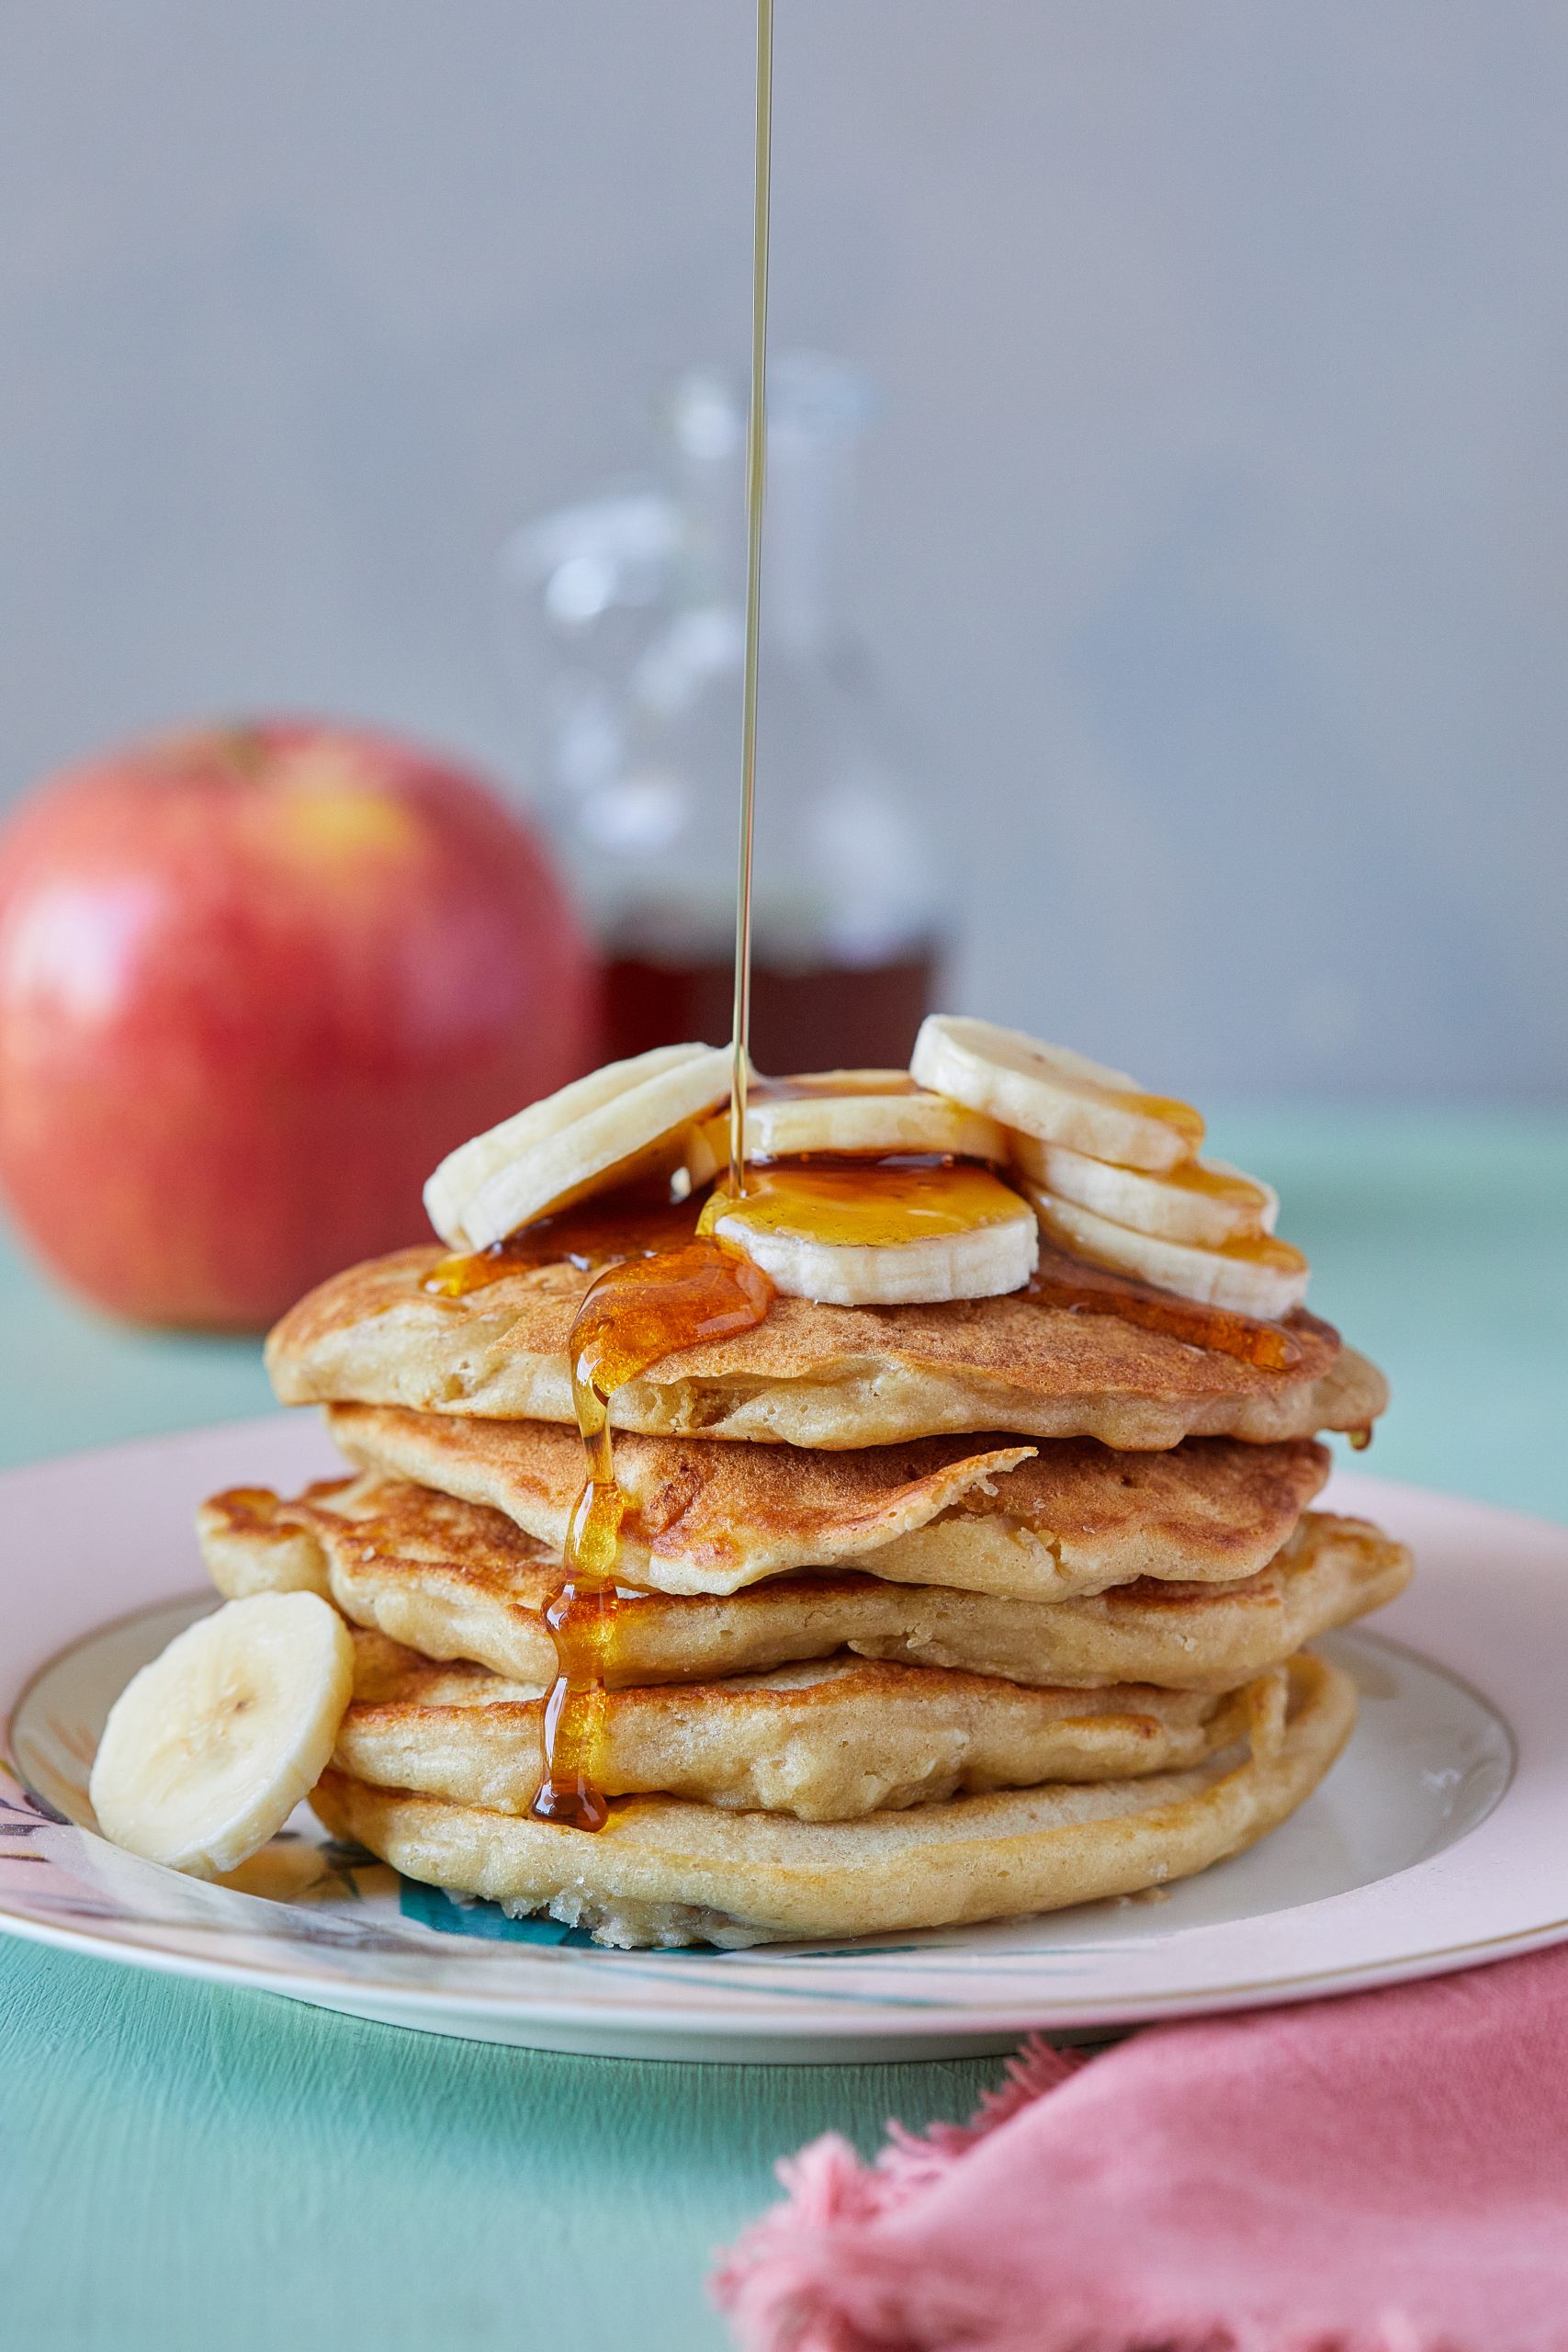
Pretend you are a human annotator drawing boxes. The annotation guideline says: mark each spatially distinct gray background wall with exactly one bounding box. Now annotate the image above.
[2,1,1563,1098]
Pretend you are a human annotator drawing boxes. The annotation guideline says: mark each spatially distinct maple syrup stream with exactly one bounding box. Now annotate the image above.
[526,0,777,1828]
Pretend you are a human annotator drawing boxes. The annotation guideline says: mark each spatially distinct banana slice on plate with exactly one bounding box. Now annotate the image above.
[705,1163,1038,1306]
[696,1070,1006,1166]
[1013,1135,1278,1247]
[89,1592,354,1879]
[911,1015,1203,1173]
[1028,1187,1309,1319]
[424,1042,732,1251]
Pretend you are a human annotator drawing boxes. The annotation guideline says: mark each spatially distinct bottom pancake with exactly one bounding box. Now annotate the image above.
[334,1628,1262,1821]
[311,1650,1355,1947]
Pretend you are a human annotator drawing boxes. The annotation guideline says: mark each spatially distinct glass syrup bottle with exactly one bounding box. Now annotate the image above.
[499,352,943,1074]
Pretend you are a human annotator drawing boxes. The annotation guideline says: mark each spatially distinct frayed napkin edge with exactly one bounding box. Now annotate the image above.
[710,2036,1449,2352]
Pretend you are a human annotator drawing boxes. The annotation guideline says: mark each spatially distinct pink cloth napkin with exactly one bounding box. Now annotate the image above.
[714,1945,1568,2352]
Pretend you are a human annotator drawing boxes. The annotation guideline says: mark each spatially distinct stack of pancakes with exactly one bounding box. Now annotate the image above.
[191,1244,1405,1948]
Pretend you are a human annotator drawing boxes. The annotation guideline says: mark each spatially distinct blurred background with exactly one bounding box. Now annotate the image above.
[4,0,1566,1096]
[0,0,1563,1508]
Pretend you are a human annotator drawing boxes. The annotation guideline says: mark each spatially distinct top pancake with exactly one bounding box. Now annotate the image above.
[266,1245,1387,1451]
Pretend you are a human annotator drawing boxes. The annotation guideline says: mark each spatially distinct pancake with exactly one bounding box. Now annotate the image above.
[198,1476,1411,1693]
[326,1405,1329,1600]
[311,1650,1355,1946]
[265,1245,1386,1450]
[334,1627,1260,1820]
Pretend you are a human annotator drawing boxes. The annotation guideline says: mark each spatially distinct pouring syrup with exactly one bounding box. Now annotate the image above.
[528,0,780,1830]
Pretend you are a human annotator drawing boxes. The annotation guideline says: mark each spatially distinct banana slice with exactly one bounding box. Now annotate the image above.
[1028,1187,1309,1319]
[705,1163,1038,1306]
[1013,1135,1278,1247]
[696,1070,1006,1166]
[424,1043,731,1250]
[911,1015,1203,1173]
[89,1593,354,1879]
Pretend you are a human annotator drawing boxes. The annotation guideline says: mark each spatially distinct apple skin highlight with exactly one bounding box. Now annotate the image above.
[0,720,597,1329]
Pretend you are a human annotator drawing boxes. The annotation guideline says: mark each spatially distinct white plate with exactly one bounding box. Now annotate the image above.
[2,1415,1563,2064]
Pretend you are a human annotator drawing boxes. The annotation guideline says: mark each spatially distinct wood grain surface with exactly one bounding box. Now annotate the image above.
[0,1936,998,2351]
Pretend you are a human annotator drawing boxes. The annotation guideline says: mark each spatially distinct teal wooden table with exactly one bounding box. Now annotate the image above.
[4,1107,1565,2352]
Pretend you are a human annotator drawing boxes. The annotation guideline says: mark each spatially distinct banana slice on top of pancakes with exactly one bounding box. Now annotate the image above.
[424,1042,732,1252]
[699,1160,1039,1306]
[1009,1133,1278,1248]
[688,1064,1034,1304]
[911,1014,1204,1171]
[1028,1193,1309,1320]
[701,1070,1007,1165]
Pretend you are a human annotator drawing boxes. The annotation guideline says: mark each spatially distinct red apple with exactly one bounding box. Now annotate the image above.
[0,719,596,1329]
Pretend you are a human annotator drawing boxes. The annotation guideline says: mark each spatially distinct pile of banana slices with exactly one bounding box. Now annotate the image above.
[423,1015,1309,1319]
